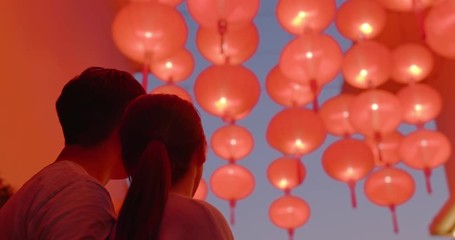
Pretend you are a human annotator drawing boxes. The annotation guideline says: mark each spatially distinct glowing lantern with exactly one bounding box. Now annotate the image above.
[265,67,316,107]
[376,0,444,12]
[391,43,434,84]
[150,49,194,83]
[425,0,455,59]
[150,84,192,103]
[276,0,336,34]
[396,83,442,126]
[211,163,255,224]
[342,40,392,89]
[193,178,208,200]
[196,24,259,65]
[399,130,451,194]
[266,108,326,156]
[187,0,259,31]
[211,124,254,162]
[194,65,260,122]
[336,0,387,40]
[364,167,415,233]
[322,138,375,208]
[365,131,403,167]
[349,89,402,136]
[269,195,310,240]
[267,157,306,192]
[319,94,357,137]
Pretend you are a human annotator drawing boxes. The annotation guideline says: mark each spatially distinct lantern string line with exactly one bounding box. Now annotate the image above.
[374,131,384,164]
[287,228,295,240]
[348,180,357,209]
[218,19,228,55]
[424,167,433,194]
[309,79,319,112]
[389,204,399,234]
[229,199,236,225]
[412,0,426,40]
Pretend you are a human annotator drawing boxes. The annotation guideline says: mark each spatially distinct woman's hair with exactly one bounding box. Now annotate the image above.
[115,94,206,240]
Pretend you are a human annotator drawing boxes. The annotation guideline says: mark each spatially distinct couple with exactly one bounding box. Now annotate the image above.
[0,67,234,240]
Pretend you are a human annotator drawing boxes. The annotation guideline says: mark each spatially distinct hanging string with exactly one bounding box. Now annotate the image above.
[412,0,426,40]
[309,79,319,112]
[142,51,153,91]
[389,204,399,234]
[296,158,304,186]
[287,228,295,240]
[424,167,433,194]
[374,131,384,164]
[218,19,228,55]
[229,199,236,225]
[347,180,357,209]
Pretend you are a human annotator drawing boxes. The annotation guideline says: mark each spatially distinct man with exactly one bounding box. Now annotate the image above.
[0,67,145,239]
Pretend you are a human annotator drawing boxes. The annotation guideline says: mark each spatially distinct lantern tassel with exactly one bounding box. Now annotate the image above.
[309,79,319,112]
[348,181,357,209]
[389,205,399,234]
[229,199,236,225]
[424,167,433,194]
[287,228,295,240]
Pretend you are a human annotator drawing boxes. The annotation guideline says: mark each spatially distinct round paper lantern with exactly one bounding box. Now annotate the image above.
[193,178,208,200]
[211,164,255,224]
[187,0,259,31]
[196,24,259,65]
[112,2,188,63]
[336,0,387,40]
[376,0,443,12]
[391,43,434,84]
[364,167,415,233]
[425,0,455,59]
[150,84,192,103]
[342,40,392,89]
[276,0,336,34]
[280,33,342,85]
[150,49,194,83]
[396,83,442,125]
[267,157,306,192]
[319,94,357,137]
[349,89,402,136]
[365,131,403,167]
[266,67,316,107]
[322,138,375,208]
[269,195,310,240]
[266,108,326,156]
[211,124,254,162]
[399,129,451,193]
[194,65,260,122]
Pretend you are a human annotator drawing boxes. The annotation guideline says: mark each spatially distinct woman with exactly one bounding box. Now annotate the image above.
[113,94,234,240]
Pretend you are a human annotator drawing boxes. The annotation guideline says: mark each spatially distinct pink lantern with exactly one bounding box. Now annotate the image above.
[376,0,444,12]
[396,83,442,126]
[269,195,310,240]
[193,178,208,200]
[211,163,255,224]
[319,94,357,137]
[364,167,415,233]
[267,157,306,192]
[194,65,260,122]
[266,108,326,156]
[187,0,259,31]
[211,124,254,162]
[342,40,392,89]
[391,43,434,84]
[349,89,402,136]
[336,0,387,40]
[425,0,455,59]
[365,131,403,167]
[276,0,336,34]
[196,24,259,65]
[322,138,375,208]
[150,84,192,103]
[265,67,316,107]
[399,130,451,194]
[150,49,194,83]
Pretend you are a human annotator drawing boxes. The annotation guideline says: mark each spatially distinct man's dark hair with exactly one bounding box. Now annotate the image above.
[56,67,145,147]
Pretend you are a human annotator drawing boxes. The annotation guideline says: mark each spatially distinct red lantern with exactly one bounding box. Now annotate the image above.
[151,49,194,83]
[266,108,326,156]
[193,178,208,200]
[211,163,255,224]
[322,138,375,208]
[342,40,392,89]
[269,195,310,240]
[187,0,259,31]
[349,89,402,136]
[267,157,306,192]
[211,124,254,162]
[276,0,336,34]
[265,67,316,107]
[336,0,387,40]
[196,24,259,65]
[130,0,183,7]
[194,65,260,122]
[364,167,415,233]
[365,131,403,167]
[391,43,434,84]
[150,84,192,103]
[399,129,451,194]
[376,0,443,12]
[396,83,442,126]
[319,94,357,137]
[425,0,455,58]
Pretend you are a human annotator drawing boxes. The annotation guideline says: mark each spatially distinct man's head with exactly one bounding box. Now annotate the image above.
[56,67,145,148]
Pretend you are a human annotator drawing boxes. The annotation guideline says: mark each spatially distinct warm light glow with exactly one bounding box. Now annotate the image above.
[356,69,368,83]
[414,104,423,112]
[359,23,373,35]
[292,83,302,90]
[384,176,392,183]
[278,178,288,189]
[342,111,349,118]
[230,139,238,146]
[215,97,228,112]
[144,32,153,38]
[346,167,355,177]
[370,103,379,111]
[294,139,305,149]
[292,11,307,26]
[305,51,314,59]
[165,61,173,69]
[420,139,429,147]
[409,64,422,76]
